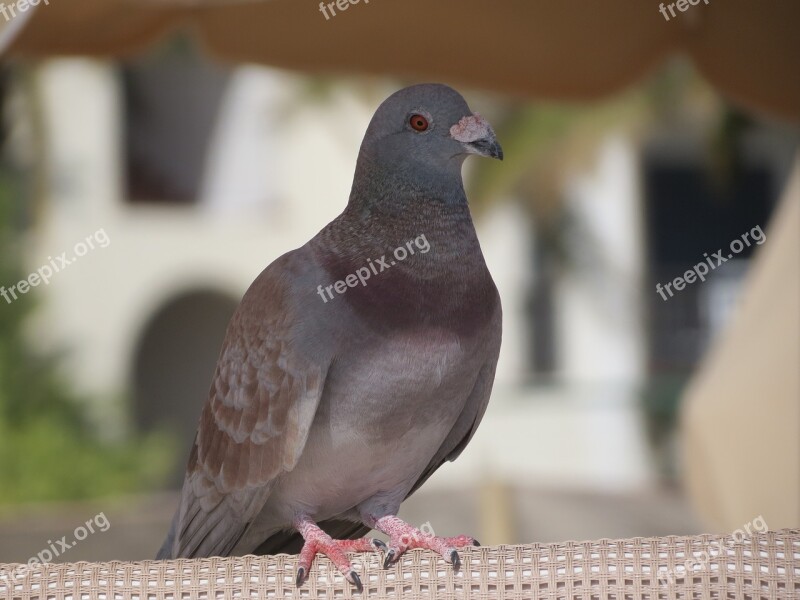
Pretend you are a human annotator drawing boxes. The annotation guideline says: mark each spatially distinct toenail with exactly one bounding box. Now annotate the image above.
[383,549,396,569]
[373,539,388,552]
[349,571,363,592]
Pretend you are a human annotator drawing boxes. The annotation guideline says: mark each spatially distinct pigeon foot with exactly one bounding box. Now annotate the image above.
[371,515,477,571]
[293,515,382,591]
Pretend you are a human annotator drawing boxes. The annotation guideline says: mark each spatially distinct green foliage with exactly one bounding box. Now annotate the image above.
[0,171,176,506]
[641,374,690,482]
[0,417,175,505]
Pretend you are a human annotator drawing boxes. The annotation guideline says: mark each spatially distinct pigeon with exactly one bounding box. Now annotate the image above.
[157,83,503,591]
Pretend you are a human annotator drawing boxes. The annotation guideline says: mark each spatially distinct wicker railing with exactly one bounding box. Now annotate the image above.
[1,529,798,599]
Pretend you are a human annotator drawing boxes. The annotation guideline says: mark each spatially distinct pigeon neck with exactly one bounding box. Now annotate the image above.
[313,199,496,336]
[347,152,467,214]
[312,162,495,335]
[335,153,483,261]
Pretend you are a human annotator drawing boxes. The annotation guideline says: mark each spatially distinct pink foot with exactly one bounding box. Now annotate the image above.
[371,515,478,570]
[294,516,384,591]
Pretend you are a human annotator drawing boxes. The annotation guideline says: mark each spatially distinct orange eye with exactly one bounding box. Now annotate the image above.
[409,114,429,132]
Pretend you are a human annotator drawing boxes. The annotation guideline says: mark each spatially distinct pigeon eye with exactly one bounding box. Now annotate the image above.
[409,114,429,132]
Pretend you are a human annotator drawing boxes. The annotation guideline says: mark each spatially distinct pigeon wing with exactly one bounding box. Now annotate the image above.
[168,252,329,558]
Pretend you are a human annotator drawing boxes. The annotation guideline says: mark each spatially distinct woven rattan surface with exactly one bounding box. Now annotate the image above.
[1,529,798,599]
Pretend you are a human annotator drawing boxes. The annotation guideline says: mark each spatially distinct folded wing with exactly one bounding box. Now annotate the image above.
[165,254,329,558]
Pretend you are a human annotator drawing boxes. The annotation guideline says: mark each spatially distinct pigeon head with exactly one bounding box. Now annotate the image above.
[354,84,503,196]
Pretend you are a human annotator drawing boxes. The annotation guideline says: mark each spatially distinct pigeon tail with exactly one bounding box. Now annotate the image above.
[155,510,179,559]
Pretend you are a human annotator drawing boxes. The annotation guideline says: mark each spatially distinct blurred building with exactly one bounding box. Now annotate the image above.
[6,40,796,497]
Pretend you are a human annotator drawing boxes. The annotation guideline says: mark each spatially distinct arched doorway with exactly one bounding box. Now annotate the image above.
[132,289,238,485]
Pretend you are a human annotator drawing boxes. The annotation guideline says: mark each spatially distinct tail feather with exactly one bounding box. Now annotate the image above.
[156,510,179,560]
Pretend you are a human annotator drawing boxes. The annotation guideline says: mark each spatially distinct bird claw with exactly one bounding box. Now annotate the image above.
[294,526,377,591]
[374,517,476,572]
[347,570,363,592]
[382,548,397,569]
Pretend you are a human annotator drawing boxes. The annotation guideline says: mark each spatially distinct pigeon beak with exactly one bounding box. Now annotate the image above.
[450,113,504,161]
[468,136,504,161]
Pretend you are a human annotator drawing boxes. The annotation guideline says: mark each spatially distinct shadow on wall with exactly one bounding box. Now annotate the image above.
[132,289,238,485]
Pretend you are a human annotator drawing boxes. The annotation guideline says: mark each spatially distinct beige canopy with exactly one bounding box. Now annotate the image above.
[682,161,800,532]
[1,0,799,122]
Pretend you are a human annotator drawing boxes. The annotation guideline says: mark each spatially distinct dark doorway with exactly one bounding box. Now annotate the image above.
[132,289,238,485]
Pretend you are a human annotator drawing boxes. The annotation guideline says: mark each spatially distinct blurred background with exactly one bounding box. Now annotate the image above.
[0,0,797,565]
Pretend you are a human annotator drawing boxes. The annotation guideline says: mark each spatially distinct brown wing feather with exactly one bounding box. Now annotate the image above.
[166,253,329,558]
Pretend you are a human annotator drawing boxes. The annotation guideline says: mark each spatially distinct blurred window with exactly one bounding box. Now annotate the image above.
[121,36,231,204]
[528,236,558,376]
[644,149,778,373]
